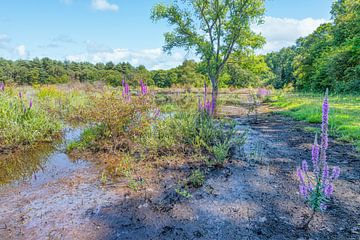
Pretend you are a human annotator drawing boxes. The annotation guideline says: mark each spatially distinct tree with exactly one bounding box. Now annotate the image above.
[151,0,265,113]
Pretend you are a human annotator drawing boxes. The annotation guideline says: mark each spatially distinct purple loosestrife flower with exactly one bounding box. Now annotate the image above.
[331,166,340,180]
[297,168,305,185]
[19,91,23,99]
[324,184,334,197]
[139,80,148,95]
[297,90,341,212]
[311,134,320,174]
[322,163,329,184]
[299,185,308,198]
[122,80,131,101]
[302,160,308,172]
[29,99,33,110]
[198,98,202,111]
[0,82,4,91]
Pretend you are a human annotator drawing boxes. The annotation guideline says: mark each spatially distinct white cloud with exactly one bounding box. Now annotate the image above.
[0,34,11,49]
[66,48,187,70]
[91,0,119,12]
[252,16,328,53]
[15,45,28,58]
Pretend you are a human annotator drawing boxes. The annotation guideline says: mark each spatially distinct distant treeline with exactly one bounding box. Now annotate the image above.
[0,52,272,88]
[265,0,359,93]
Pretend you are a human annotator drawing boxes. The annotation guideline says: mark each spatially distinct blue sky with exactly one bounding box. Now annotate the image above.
[0,0,334,69]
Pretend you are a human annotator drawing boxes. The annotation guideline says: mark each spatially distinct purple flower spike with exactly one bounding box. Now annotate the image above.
[297,167,305,185]
[324,184,334,197]
[302,160,308,173]
[322,163,329,184]
[296,89,340,212]
[29,99,33,109]
[19,92,23,99]
[299,185,308,198]
[331,166,340,180]
[139,79,148,95]
[0,82,4,91]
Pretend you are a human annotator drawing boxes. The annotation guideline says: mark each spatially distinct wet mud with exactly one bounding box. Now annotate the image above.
[0,106,359,240]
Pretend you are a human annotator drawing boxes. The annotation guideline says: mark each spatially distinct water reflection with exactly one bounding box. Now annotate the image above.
[0,128,89,186]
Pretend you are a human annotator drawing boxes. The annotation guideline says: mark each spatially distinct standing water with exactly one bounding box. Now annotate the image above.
[0,127,90,187]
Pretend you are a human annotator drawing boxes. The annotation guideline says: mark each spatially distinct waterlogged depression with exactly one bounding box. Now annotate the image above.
[0,127,89,187]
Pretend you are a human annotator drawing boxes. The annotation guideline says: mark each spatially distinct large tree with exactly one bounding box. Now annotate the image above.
[151,0,265,113]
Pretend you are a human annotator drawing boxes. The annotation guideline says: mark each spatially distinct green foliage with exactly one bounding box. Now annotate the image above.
[0,89,62,150]
[266,0,360,93]
[67,125,105,152]
[188,169,205,188]
[152,0,266,107]
[211,142,230,164]
[270,92,360,151]
[175,187,192,198]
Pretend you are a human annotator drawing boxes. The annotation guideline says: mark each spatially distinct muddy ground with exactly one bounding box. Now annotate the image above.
[0,104,359,240]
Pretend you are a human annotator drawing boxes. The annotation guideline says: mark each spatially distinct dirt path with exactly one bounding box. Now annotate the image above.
[0,105,359,240]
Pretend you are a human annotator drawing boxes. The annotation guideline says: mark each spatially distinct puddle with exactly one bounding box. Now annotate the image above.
[0,127,90,187]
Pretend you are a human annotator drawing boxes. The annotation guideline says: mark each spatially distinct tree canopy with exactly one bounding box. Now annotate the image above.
[266,0,360,93]
[151,0,266,110]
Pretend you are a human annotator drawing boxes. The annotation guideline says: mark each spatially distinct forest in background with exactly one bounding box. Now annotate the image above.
[0,0,358,92]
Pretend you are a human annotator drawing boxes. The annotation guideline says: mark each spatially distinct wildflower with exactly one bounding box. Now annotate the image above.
[311,134,320,173]
[322,163,329,184]
[0,82,4,91]
[198,82,213,115]
[302,160,308,172]
[331,166,340,180]
[297,167,305,185]
[122,80,131,101]
[324,184,333,197]
[296,89,340,212]
[299,185,308,198]
[19,91,23,99]
[29,99,33,110]
[256,88,270,98]
[139,79,148,95]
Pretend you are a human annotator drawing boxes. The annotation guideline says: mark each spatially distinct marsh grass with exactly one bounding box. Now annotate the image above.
[0,88,62,150]
[270,93,360,151]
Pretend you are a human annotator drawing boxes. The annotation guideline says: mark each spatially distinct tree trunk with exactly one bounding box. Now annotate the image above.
[210,76,218,115]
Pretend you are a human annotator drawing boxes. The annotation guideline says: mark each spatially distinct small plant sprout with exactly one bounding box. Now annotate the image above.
[297,89,340,229]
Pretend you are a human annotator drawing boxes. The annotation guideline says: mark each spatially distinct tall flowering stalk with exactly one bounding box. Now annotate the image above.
[297,89,340,214]
[139,80,148,95]
[122,79,131,101]
[198,82,213,115]
[0,82,4,91]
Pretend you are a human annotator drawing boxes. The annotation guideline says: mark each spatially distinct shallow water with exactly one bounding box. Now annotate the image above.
[0,127,89,187]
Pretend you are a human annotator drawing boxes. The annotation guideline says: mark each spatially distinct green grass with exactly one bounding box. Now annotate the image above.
[270,93,360,151]
[0,89,62,150]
